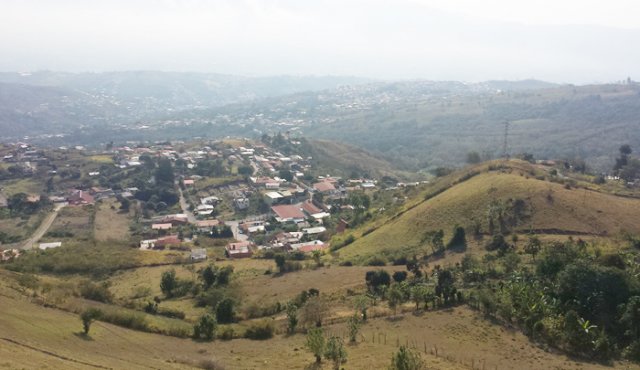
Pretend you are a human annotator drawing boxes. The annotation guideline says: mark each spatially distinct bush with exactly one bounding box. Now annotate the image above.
[193,313,217,341]
[79,281,113,303]
[244,320,274,340]
[101,310,149,331]
[219,326,235,340]
[367,257,386,266]
[157,307,186,320]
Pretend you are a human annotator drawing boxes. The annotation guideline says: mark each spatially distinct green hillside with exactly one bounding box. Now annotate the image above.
[336,160,640,262]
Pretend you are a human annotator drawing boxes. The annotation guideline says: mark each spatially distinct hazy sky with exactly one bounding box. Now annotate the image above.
[1,0,639,83]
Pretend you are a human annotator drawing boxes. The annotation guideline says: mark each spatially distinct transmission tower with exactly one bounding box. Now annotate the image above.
[502,121,510,160]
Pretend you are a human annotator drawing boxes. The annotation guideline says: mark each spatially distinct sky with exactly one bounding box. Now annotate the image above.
[1,0,639,83]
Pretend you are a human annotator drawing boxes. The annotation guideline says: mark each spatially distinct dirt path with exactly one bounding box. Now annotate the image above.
[177,187,196,223]
[20,202,66,250]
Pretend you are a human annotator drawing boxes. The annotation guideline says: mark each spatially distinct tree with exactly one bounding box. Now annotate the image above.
[392,271,408,283]
[119,196,130,212]
[201,265,217,289]
[306,327,325,363]
[275,254,287,273]
[411,285,429,311]
[524,236,542,261]
[388,284,406,314]
[193,313,217,341]
[365,270,391,295]
[324,336,347,370]
[238,165,254,177]
[353,294,371,321]
[423,230,444,255]
[160,269,177,297]
[347,314,361,343]
[621,296,640,341]
[286,302,299,334]
[216,298,235,323]
[435,269,456,306]
[278,169,293,182]
[155,158,175,186]
[389,346,425,370]
[446,225,467,250]
[80,308,102,335]
[301,295,329,327]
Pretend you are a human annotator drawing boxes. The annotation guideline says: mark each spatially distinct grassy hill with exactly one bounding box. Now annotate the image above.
[307,139,419,180]
[335,160,640,263]
[0,267,623,370]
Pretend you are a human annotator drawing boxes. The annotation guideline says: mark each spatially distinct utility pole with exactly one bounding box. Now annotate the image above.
[502,121,510,160]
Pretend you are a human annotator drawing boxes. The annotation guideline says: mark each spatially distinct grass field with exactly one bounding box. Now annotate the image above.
[0,177,43,196]
[94,199,132,242]
[88,155,114,164]
[0,275,632,370]
[40,204,95,243]
[335,161,640,263]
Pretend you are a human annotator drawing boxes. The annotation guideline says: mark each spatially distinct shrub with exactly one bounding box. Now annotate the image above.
[193,313,217,341]
[367,257,386,266]
[79,281,113,303]
[100,310,149,331]
[219,326,235,340]
[157,307,186,320]
[244,320,274,340]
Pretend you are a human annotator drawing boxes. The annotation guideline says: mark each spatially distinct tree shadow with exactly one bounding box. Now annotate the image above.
[73,332,94,341]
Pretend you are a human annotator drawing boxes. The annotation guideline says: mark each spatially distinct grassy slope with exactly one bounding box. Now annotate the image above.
[1,273,624,370]
[0,282,467,370]
[337,161,640,262]
[308,139,418,180]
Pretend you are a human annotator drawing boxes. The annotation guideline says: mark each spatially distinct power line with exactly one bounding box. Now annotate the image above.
[502,120,510,159]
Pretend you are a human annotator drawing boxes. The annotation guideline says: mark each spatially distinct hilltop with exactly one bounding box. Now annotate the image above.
[334,160,640,263]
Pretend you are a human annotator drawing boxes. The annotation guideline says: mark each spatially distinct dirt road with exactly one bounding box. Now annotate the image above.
[20,203,66,250]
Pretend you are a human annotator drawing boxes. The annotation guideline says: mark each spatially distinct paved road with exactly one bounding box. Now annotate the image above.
[20,202,66,250]
[177,187,197,223]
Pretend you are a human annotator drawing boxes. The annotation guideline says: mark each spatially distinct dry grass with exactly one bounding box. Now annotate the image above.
[1,277,633,370]
[94,199,132,242]
[338,166,640,262]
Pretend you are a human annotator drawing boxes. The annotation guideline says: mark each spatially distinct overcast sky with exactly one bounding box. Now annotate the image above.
[1,0,639,83]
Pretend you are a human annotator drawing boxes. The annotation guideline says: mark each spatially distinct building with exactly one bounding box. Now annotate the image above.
[152,223,173,231]
[195,219,222,232]
[190,248,208,261]
[67,190,94,206]
[225,241,253,258]
[39,242,62,250]
[271,204,306,223]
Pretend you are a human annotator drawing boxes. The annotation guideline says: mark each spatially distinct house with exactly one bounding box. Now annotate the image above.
[183,179,195,186]
[234,197,250,210]
[195,219,222,232]
[239,220,266,234]
[225,241,253,258]
[152,223,173,231]
[196,204,215,216]
[154,235,181,249]
[153,214,189,226]
[0,193,7,208]
[39,242,62,250]
[264,191,284,205]
[313,181,336,193]
[271,204,306,223]
[290,240,327,253]
[190,248,208,261]
[303,226,326,235]
[68,190,94,205]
